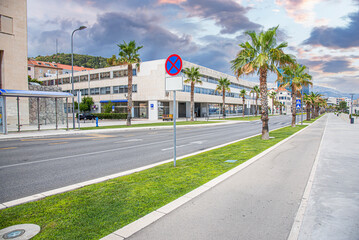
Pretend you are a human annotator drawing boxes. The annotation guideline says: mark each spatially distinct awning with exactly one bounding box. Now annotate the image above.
[0,89,73,98]
[100,99,128,103]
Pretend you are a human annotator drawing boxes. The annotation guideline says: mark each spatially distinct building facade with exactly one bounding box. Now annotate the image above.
[41,59,257,120]
[0,0,29,126]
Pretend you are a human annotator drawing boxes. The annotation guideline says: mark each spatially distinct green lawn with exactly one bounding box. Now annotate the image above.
[80,120,222,130]
[302,114,324,123]
[0,125,307,240]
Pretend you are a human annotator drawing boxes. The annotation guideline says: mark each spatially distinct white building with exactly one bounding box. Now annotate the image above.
[41,59,257,120]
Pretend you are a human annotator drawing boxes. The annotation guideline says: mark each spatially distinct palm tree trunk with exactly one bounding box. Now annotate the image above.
[222,89,225,119]
[306,104,310,121]
[311,104,315,119]
[255,96,258,116]
[127,64,133,126]
[259,68,269,140]
[291,86,296,127]
[272,99,274,115]
[190,82,194,121]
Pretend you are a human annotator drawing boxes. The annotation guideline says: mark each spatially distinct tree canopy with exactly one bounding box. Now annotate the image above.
[35,53,108,69]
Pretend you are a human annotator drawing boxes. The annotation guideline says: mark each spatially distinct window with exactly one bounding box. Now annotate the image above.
[80,75,88,82]
[0,15,13,34]
[73,76,79,83]
[100,87,111,95]
[90,73,99,81]
[100,72,110,79]
[80,89,89,96]
[28,67,31,71]
[90,88,100,95]
[133,69,137,76]
[63,77,70,84]
[112,84,137,93]
[39,69,43,73]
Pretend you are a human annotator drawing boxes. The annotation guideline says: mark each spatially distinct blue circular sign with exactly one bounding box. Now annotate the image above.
[165,54,182,76]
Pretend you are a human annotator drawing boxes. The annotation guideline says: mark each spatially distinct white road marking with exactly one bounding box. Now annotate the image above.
[161,141,204,151]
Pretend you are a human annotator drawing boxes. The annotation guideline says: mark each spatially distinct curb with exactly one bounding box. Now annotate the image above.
[287,115,328,240]
[100,123,311,239]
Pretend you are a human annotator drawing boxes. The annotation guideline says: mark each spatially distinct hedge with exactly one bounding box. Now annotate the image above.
[93,113,127,119]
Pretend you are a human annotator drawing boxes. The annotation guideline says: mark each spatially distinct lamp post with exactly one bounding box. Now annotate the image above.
[71,26,87,129]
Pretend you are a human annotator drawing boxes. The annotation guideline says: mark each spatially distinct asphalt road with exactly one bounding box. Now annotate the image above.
[0,115,292,203]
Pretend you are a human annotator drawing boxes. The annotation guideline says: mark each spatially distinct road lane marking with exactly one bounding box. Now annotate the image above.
[114,139,143,143]
[0,147,17,150]
[49,142,68,145]
[161,141,205,151]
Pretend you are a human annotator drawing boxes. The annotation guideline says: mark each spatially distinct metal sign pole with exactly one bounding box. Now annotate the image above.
[173,90,177,167]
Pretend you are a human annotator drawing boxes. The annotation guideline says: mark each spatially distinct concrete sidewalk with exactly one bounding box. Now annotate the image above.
[297,114,359,239]
[102,115,327,239]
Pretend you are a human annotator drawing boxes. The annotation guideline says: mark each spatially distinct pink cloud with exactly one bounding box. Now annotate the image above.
[158,0,186,4]
[275,0,323,25]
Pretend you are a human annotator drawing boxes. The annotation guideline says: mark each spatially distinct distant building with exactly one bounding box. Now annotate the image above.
[326,97,336,106]
[41,59,257,120]
[336,97,351,107]
[28,59,93,80]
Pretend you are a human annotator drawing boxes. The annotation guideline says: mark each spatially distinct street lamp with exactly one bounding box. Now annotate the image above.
[71,26,87,129]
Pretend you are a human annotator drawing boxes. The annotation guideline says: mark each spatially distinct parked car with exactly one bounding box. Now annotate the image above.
[79,113,96,120]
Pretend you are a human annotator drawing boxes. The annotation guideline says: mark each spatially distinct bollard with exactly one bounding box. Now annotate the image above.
[96,117,99,127]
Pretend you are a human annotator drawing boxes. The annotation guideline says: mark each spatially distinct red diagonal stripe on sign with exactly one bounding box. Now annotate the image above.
[168,58,179,72]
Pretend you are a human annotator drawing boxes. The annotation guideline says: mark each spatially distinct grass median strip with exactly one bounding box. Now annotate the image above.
[0,125,306,239]
[80,120,222,130]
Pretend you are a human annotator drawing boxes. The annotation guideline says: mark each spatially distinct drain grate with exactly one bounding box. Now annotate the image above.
[0,224,40,240]
[224,160,237,163]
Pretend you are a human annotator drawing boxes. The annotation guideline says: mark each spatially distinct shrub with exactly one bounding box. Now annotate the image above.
[93,113,127,119]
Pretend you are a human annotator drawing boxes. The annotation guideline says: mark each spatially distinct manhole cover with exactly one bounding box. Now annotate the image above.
[225,160,237,163]
[0,224,40,240]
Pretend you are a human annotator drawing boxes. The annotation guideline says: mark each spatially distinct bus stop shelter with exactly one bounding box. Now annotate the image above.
[0,89,73,134]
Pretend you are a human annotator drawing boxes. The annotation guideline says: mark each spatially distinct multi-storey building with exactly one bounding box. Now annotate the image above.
[41,59,257,120]
[0,0,29,125]
[28,59,93,80]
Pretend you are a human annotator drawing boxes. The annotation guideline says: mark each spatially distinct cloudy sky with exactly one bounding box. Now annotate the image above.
[28,0,359,93]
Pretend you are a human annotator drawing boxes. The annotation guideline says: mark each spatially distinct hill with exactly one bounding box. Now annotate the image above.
[35,53,108,69]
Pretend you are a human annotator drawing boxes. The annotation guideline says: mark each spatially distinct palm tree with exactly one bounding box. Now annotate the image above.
[231,26,295,139]
[303,93,311,120]
[309,92,320,119]
[183,67,202,121]
[250,85,260,116]
[216,77,231,119]
[269,91,277,115]
[278,63,312,127]
[118,40,143,126]
[240,89,246,117]
[279,102,285,115]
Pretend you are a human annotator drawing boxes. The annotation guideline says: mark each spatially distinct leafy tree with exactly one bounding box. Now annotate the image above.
[34,53,107,69]
[103,101,113,113]
[216,77,231,119]
[231,26,295,139]
[278,63,312,127]
[28,75,42,85]
[118,40,143,126]
[183,67,202,121]
[79,96,94,112]
[107,55,120,66]
[240,89,247,117]
[250,85,260,116]
[339,101,347,112]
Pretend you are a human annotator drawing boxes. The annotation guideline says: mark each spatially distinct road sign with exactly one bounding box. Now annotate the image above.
[296,99,301,109]
[165,54,182,76]
[165,76,183,91]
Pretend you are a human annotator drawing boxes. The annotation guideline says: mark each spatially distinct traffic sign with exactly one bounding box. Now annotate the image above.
[165,54,182,76]
[296,99,301,109]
